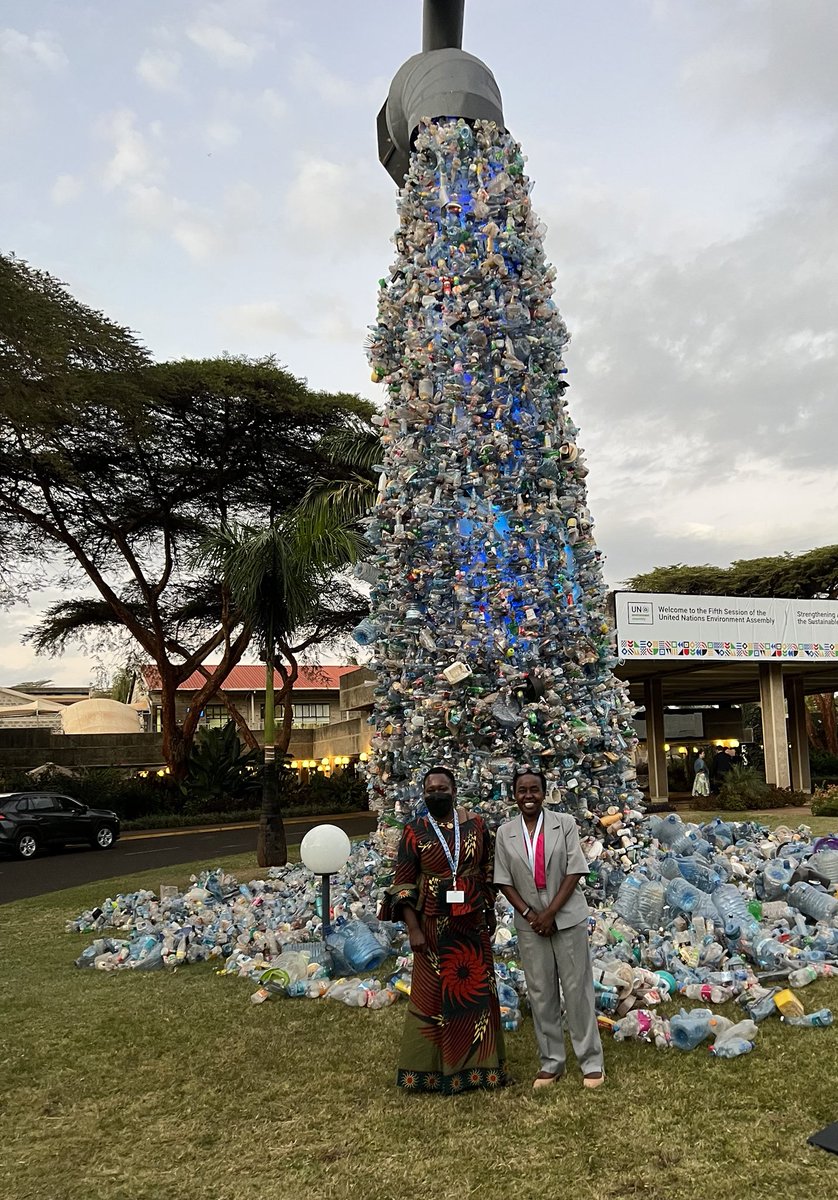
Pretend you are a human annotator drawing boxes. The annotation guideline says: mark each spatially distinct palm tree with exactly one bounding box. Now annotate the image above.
[296,413,382,537]
[198,516,367,866]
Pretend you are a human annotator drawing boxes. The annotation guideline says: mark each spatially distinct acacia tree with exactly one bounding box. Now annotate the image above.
[626,546,838,753]
[1,252,371,776]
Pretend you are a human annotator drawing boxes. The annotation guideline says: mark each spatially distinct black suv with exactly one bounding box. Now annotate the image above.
[0,792,121,859]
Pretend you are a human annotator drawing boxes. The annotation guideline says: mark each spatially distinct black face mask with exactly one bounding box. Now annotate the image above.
[425,793,454,819]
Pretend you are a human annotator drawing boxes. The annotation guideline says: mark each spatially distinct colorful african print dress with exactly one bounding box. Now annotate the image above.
[381,812,509,1094]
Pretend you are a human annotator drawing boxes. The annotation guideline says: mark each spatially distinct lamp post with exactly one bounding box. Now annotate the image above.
[300,824,352,936]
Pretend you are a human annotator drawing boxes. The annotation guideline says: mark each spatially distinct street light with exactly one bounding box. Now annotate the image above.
[300,824,351,936]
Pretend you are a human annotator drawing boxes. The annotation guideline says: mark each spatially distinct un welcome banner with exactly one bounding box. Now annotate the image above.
[615,593,838,662]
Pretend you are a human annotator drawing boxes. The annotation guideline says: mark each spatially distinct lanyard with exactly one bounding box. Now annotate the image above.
[521,812,544,877]
[426,811,461,881]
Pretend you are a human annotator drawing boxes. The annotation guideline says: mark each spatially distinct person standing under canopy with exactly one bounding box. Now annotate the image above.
[494,767,605,1090]
[379,766,509,1094]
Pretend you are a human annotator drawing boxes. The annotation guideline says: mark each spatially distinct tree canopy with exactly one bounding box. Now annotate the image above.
[624,545,838,601]
[0,251,372,774]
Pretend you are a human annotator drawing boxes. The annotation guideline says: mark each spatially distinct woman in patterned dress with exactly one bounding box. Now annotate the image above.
[380,766,509,1094]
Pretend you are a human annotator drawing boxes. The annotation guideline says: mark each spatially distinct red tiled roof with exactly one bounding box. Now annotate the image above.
[141,664,357,693]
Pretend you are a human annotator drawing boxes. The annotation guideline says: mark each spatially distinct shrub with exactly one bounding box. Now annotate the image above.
[179,723,261,814]
[716,766,772,812]
[0,765,181,821]
[811,784,838,818]
[810,750,838,785]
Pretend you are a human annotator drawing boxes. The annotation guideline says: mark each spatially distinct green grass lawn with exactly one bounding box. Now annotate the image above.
[3,829,838,1200]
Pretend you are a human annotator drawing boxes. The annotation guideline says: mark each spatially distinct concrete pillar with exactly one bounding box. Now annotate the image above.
[784,675,812,793]
[759,663,791,789]
[643,677,669,802]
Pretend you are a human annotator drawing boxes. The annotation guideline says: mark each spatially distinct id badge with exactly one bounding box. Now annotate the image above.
[446,888,465,904]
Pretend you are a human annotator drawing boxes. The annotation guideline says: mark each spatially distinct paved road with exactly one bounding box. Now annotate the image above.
[0,811,377,905]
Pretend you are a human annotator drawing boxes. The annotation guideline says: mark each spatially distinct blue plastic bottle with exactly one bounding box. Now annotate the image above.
[670,1008,716,1051]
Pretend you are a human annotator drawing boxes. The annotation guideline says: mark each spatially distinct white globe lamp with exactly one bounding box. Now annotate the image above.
[300,824,351,934]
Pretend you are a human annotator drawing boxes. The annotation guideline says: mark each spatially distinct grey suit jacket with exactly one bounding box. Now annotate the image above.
[493,808,590,931]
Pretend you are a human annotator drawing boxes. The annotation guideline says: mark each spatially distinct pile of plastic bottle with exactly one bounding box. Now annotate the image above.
[575,814,838,1056]
[69,812,838,1053]
[69,841,410,1008]
[359,116,641,848]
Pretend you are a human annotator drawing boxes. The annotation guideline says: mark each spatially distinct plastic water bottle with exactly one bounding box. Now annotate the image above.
[669,1008,717,1051]
[636,880,666,931]
[788,963,835,988]
[649,814,686,845]
[788,882,838,923]
[782,1008,833,1028]
[671,827,711,857]
[704,818,734,848]
[761,860,795,900]
[680,983,734,1005]
[712,883,755,937]
[665,876,704,915]
[710,1036,754,1058]
[340,921,389,972]
[614,876,643,927]
[750,932,790,969]
[809,850,838,886]
[673,856,723,893]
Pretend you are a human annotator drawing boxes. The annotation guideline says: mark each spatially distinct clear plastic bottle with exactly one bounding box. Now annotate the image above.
[614,875,643,927]
[680,983,734,1005]
[782,1008,833,1028]
[809,849,838,886]
[649,813,685,846]
[712,883,755,937]
[710,1036,754,1058]
[788,881,838,923]
[636,880,666,931]
[788,963,834,988]
[761,860,795,900]
[665,876,704,915]
[673,856,723,893]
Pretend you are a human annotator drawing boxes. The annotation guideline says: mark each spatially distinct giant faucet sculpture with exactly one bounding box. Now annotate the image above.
[361,0,642,860]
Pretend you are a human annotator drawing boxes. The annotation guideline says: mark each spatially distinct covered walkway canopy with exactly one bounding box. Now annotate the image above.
[612,592,838,800]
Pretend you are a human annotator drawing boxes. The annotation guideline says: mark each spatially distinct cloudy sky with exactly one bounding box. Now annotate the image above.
[2,0,837,685]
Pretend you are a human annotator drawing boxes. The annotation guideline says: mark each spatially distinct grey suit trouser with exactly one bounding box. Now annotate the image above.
[517,902,604,1076]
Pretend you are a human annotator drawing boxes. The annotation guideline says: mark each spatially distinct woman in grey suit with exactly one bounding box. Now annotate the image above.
[493,768,605,1090]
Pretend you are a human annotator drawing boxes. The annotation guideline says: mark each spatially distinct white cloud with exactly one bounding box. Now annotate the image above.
[678,0,838,123]
[51,173,83,205]
[285,154,392,253]
[220,293,363,344]
[221,301,309,340]
[136,49,182,93]
[99,109,165,189]
[0,27,67,72]
[204,118,240,150]
[123,180,263,263]
[257,87,287,122]
[291,50,386,107]
[187,23,257,67]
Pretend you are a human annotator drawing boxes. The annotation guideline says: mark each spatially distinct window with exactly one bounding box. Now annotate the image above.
[201,704,228,729]
[293,703,331,728]
[29,795,59,812]
[58,796,85,813]
[259,702,331,728]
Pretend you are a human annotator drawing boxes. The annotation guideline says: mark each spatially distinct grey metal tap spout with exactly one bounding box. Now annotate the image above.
[378,0,504,186]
